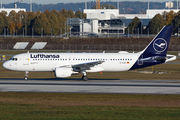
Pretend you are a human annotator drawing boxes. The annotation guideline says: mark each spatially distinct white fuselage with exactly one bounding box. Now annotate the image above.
[3,53,141,72]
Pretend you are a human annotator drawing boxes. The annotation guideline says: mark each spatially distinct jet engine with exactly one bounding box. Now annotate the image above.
[55,68,72,78]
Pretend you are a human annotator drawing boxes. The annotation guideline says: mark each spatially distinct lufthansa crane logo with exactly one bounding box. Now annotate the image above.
[153,38,167,52]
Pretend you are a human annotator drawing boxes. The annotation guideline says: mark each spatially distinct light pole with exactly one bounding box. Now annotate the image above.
[30,0,32,12]
[85,0,87,9]
[123,8,125,14]
[140,13,142,36]
[177,0,179,9]
[79,8,82,19]
[1,0,2,9]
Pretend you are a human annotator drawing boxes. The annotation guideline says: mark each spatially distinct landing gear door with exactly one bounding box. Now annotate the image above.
[138,55,143,65]
[23,54,29,65]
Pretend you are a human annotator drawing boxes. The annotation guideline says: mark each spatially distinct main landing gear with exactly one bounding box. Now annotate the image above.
[81,71,88,81]
[82,75,88,81]
[24,71,29,81]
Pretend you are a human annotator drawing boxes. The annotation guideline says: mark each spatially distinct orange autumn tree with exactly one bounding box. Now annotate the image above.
[8,21,15,34]
[16,23,23,33]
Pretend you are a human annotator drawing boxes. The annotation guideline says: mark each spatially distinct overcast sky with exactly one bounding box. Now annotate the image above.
[2,0,172,5]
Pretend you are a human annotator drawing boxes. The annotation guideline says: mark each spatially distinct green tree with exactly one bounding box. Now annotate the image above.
[32,13,51,35]
[172,11,180,34]
[58,15,67,34]
[1,11,10,28]
[146,14,165,34]
[8,10,17,23]
[46,11,60,35]
[75,11,84,19]
[26,12,37,35]
[16,11,27,34]
[128,17,142,34]
[0,14,5,34]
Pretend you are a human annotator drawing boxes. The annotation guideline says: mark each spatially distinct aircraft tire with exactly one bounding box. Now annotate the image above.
[82,76,88,81]
[24,77,28,81]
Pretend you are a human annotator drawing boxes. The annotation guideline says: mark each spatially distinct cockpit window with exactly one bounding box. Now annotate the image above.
[14,58,18,61]
[9,58,18,61]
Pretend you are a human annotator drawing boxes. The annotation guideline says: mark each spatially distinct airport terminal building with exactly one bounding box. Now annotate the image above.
[68,8,180,36]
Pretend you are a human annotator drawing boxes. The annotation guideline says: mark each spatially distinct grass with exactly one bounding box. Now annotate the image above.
[0,105,180,120]
[0,93,180,120]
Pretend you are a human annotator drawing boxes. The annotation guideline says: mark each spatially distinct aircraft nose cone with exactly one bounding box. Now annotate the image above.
[3,62,8,69]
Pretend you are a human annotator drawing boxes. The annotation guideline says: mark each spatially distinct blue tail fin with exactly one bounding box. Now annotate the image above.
[142,26,173,56]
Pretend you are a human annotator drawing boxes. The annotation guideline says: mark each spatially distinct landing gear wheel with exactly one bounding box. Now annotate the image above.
[24,76,28,81]
[82,76,88,81]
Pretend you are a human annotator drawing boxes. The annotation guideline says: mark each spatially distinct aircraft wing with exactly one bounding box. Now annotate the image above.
[72,61,104,72]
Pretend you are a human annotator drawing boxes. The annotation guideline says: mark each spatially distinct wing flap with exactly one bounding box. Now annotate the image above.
[72,61,104,71]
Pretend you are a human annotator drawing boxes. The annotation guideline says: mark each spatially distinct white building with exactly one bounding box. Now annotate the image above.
[84,9,119,20]
[85,9,180,20]
[0,8,26,15]
[82,8,180,35]
[83,9,125,35]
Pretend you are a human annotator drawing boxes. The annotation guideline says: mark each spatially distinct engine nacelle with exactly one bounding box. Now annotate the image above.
[55,68,72,78]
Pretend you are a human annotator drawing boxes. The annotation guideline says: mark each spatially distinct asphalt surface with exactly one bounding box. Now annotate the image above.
[0,79,180,94]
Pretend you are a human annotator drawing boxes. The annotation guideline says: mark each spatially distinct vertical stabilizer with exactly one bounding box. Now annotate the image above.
[142,26,173,56]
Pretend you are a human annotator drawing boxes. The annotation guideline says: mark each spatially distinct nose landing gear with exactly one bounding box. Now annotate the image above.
[24,71,29,81]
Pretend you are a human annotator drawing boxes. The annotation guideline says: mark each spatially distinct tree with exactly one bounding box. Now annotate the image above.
[165,11,175,25]
[172,11,180,34]
[128,17,142,34]
[58,15,67,34]
[8,21,15,34]
[1,11,10,28]
[36,11,41,16]
[16,11,27,34]
[68,10,75,18]
[8,10,17,23]
[146,14,165,34]
[32,13,51,35]
[60,9,69,18]
[75,11,83,19]
[16,23,23,33]
[52,9,59,16]
[44,9,50,15]
[46,11,60,35]
[26,12,37,35]
[0,14,5,34]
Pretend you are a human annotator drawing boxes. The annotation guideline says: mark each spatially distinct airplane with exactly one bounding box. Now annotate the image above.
[3,26,177,81]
